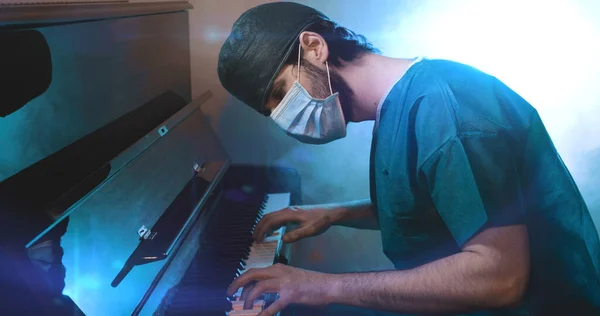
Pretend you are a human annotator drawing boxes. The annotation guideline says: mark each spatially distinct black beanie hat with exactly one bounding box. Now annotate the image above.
[217,2,329,114]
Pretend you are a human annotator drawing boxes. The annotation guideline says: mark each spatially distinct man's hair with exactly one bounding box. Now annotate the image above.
[285,19,380,67]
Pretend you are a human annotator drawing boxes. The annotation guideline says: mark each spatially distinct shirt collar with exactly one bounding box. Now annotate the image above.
[373,57,424,133]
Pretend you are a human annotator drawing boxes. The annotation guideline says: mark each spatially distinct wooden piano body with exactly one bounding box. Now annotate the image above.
[0,3,301,315]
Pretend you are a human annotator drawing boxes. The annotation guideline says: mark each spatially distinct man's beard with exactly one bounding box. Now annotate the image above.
[301,60,355,123]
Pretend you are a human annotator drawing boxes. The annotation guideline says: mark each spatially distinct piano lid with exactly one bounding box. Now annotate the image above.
[0,9,194,249]
[25,90,228,248]
[57,91,230,316]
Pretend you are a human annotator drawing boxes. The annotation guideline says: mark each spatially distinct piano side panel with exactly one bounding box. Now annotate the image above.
[61,106,228,316]
[0,10,191,182]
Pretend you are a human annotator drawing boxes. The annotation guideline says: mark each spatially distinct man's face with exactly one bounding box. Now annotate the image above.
[264,59,355,122]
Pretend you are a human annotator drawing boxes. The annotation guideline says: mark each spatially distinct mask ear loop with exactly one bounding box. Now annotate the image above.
[297,42,301,83]
[325,61,333,95]
[298,41,334,96]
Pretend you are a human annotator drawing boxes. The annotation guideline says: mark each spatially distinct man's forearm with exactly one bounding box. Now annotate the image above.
[327,199,379,230]
[325,250,524,314]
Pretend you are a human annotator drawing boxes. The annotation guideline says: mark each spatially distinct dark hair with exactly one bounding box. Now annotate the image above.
[285,19,380,67]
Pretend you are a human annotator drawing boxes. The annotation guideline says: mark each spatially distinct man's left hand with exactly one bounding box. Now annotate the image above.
[226,263,334,316]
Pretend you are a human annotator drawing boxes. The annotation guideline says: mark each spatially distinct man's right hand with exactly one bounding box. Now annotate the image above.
[253,205,337,243]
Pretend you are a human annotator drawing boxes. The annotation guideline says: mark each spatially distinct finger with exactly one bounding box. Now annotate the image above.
[254,208,300,242]
[239,281,256,301]
[254,210,295,241]
[253,213,277,242]
[258,297,289,316]
[243,279,279,310]
[227,267,276,297]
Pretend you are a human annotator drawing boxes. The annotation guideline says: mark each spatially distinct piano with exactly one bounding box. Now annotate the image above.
[0,2,303,315]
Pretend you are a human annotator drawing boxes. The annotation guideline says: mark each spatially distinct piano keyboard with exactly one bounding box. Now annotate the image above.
[228,227,284,315]
[160,189,291,316]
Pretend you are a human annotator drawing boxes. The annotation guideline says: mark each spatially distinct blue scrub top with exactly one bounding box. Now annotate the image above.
[370,59,600,315]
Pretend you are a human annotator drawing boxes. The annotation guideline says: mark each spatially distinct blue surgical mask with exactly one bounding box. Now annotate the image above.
[269,45,347,144]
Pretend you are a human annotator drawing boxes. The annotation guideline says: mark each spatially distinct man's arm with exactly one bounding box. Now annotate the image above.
[253,199,378,243]
[327,224,530,314]
[323,133,532,313]
[327,199,379,230]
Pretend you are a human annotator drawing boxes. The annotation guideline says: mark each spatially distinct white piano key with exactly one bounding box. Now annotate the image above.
[227,193,290,316]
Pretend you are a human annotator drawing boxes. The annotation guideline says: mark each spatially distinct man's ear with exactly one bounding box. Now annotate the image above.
[298,31,329,65]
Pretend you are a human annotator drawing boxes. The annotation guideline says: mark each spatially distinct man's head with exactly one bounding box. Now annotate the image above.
[218,2,378,125]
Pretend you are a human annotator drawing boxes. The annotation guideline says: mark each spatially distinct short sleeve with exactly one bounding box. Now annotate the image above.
[419,134,525,247]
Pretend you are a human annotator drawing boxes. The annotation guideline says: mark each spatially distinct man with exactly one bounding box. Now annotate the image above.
[217,2,600,315]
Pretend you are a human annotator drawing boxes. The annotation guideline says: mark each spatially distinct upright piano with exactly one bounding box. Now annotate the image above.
[0,2,302,315]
